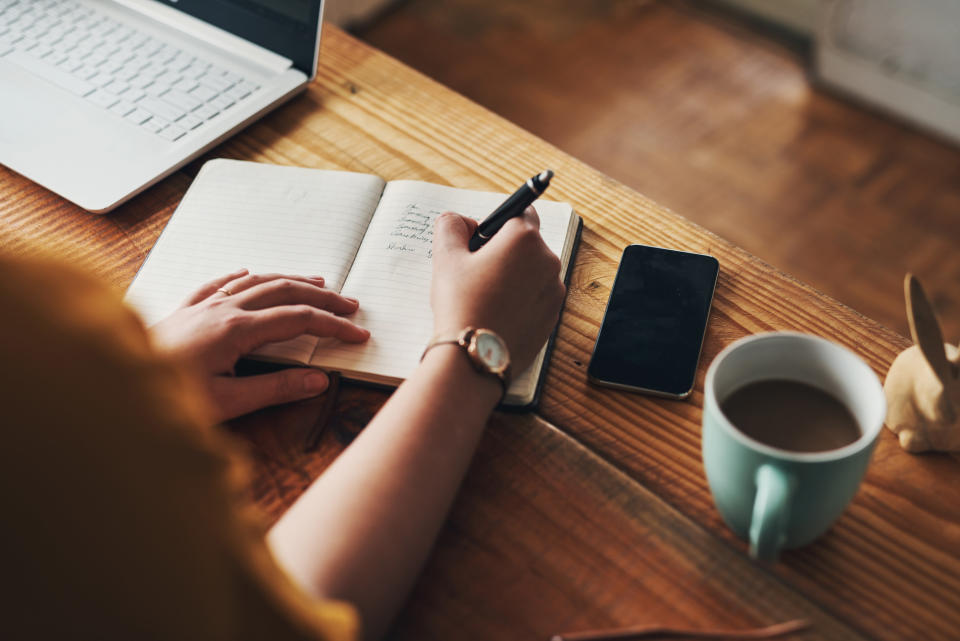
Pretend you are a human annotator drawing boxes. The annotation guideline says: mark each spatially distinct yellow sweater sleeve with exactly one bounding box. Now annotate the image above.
[0,253,359,641]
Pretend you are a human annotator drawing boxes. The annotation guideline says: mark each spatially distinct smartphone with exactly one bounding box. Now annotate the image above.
[587,244,719,399]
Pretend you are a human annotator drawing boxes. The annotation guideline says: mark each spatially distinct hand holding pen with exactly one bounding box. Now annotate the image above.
[468,170,554,251]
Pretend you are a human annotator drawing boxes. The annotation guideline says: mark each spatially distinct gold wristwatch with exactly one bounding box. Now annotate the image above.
[421,327,512,396]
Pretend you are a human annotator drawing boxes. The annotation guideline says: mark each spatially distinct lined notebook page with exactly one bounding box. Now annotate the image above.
[125,159,385,363]
[311,180,574,401]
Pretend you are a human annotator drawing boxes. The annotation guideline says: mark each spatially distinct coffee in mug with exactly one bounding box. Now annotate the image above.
[720,380,861,453]
[702,332,886,561]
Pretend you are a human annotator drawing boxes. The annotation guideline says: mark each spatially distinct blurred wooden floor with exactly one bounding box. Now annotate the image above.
[358,0,960,342]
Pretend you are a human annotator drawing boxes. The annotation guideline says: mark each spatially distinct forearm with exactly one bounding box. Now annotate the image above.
[267,345,500,640]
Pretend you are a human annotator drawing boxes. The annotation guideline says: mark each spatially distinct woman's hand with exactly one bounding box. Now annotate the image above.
[430,207,566,372]
[150,270,369,422]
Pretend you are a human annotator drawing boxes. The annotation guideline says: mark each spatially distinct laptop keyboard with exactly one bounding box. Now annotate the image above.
[0,0,261,142]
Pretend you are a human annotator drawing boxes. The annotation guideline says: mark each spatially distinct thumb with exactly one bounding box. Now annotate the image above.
[210,368,329,421]
[432,212,476,258]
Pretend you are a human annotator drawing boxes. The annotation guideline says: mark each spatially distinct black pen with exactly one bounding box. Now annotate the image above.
[468,169,554,251]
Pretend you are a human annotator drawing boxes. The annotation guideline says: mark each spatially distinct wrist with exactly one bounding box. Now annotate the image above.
[422,326,511,396]
[419,343,503,407]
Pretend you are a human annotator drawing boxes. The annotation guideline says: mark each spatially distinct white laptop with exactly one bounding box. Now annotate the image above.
[0,0,324,213]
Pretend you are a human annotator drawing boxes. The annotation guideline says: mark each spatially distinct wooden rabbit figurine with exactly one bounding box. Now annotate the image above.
[883,274,960,452]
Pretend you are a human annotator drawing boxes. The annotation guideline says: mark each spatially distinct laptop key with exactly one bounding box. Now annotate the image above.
[170,52,193,72]
[87,88,119,109]
[76,63,99,79]
[6,48,93,95]
[127,32,149,49]
[157,46,179,64]
[161,88,201,112]
[197,72,232,92]
[30,43,53,58]
[194,104,219,121]
[172,76,197,92]
[89,54,111,69]
[131,74,153,89]
[138,95,184,122]
[89,71,113,87]
[179,113,202,130]
[189,84,217,102]
[116,65,138,81]
[183,61,207,78]
[1,29,23,43]
[109,99,135,117]
[208,95,234,111]
[156,71,181,86]
[144,81,170,96]
[125,107,151,125]
[226,82,258,102]
[158,124,186,141]
[141,118,164,134]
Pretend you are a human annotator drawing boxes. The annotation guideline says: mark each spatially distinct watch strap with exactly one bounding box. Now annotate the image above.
[421,327,510,397]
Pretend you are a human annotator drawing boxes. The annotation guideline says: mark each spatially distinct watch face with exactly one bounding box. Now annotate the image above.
[475,330,509,372]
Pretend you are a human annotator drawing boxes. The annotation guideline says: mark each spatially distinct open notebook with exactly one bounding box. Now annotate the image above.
[126,159,582,409]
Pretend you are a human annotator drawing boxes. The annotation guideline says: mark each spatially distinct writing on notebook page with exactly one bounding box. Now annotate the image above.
[311,179,575,393]
[387,204,437,258]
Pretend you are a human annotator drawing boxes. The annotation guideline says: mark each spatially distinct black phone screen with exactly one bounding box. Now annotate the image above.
[587,245,719,398]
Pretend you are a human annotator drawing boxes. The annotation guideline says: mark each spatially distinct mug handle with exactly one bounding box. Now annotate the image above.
[749,464,795,561]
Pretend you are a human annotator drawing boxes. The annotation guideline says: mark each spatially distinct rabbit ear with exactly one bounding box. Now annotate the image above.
[906,274,951,384]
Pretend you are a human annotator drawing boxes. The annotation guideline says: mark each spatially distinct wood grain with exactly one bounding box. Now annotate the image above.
[1,23,957,641]
[316,25,960,641]
[359,0,960,343]
[234,385,867,641]
[0,167,186,293]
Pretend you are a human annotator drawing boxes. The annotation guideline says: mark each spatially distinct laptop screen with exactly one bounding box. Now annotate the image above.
[159,0,324,75]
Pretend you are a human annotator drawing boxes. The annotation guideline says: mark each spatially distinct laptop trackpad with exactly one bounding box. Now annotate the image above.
[0,65,174,211]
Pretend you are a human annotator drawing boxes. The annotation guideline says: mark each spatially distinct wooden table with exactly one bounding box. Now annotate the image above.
[3,25,958,641]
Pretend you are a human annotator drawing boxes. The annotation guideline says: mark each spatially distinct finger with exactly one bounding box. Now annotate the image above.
[210,369,329,421]
[507,205,540,231]
[236,306,370,353]
[486,206,545,255]
[233,279,360,315]
[432,212,474,258]
[219,273,326,297]
[460,216,479,235]
[521,205,540,230]
[182,269,249,306]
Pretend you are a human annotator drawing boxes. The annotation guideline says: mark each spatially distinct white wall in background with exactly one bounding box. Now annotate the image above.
[817,0,960,145]
[713,0,960,146]
[712,0,818,35]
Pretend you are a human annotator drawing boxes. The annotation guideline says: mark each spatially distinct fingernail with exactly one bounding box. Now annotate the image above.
[304,372,328,395]
[345,297,359,304]
[352,327,371,340]
[309,275,325,281]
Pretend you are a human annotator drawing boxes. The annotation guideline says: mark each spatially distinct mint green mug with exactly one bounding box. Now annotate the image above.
[702,332,886,561]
